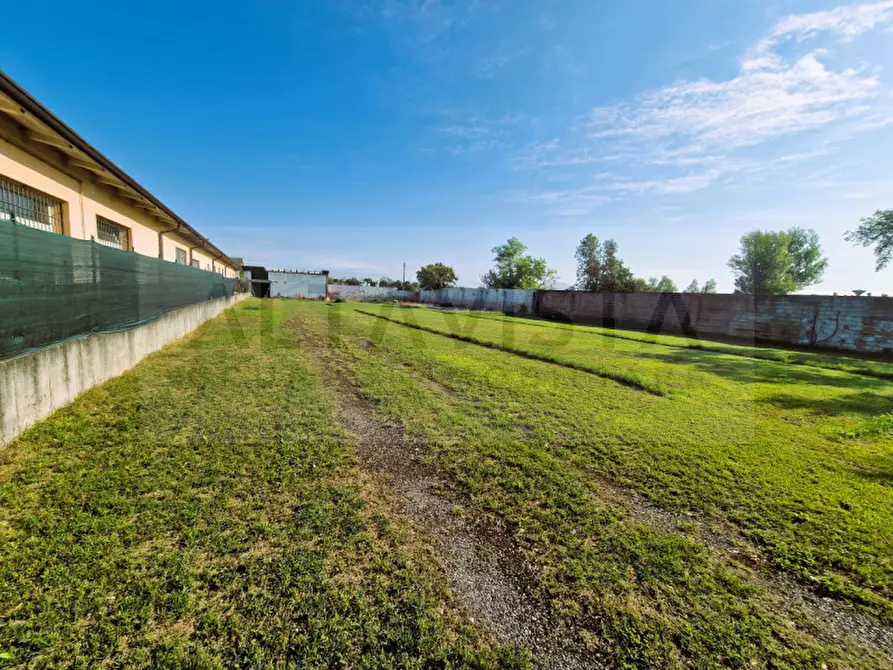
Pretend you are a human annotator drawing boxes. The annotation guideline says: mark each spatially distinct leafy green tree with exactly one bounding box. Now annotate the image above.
[417,262,458,291]
[845,210,893,271]
[645,276,678,292]
[574,234,636,291]
[362,277,375,286]
[342,277,362,286]
[631,277,651,292]
[685,278,718,293]
[728,228,827,294]
[482,237,556,289]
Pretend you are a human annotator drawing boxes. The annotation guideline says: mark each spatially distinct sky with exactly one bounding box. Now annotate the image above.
[2,0,893,294]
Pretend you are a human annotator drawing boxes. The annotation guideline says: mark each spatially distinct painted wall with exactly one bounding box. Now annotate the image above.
[269,272,328,298]
[0,138,238,275]
[535,291,893,354]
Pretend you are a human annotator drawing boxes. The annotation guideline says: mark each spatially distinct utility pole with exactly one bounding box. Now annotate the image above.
[402,262,406,284]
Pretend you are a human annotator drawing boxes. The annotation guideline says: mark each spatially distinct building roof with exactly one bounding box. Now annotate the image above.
[0,69,237,267]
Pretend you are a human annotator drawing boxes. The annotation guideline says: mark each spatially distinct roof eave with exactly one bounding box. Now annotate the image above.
[0,69,236,267]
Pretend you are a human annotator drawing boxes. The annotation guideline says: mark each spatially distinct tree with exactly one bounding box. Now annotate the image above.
[342,277,362,286]
[574,234,636,292]
[631,277,651,292]
[481,237,556,289]
[728,228,827,294]
[362,277,375,286]
[417,262,458,291]
[845,210,893,271]
[646,276,678,292]
[684,278,718,293]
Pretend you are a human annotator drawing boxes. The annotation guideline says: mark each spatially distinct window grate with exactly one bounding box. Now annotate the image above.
[96,216,130,250]
[175,248,187,265]
[0,176,63,233]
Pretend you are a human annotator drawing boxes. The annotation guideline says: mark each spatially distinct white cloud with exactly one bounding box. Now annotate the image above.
[587,54,877,150]
[767,0,893,42]
[743,1,893,70]
[515,0,893,215]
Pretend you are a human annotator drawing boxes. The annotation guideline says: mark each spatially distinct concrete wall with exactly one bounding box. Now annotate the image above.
[0,293,248,446]
[419,288,535,315]
[329,285,418,301]
[269,272,328,299]
[535,291,893,354]
[0,138,238,277]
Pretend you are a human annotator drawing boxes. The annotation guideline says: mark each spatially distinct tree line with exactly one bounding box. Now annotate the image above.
[331,211,892,294]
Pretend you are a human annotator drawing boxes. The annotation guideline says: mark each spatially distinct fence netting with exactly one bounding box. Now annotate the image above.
[1,220,238,359]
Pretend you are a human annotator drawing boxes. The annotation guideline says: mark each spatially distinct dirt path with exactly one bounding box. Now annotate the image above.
[290,318,605,670]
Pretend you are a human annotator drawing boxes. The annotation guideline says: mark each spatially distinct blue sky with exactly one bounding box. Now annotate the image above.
[3,0,893,293]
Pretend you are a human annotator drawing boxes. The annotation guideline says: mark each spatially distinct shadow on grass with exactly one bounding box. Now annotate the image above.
[633,349,891,392]
[760,391,892,418]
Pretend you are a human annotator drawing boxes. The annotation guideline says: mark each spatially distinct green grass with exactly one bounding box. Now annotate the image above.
[0,300,525,668]
[293,301,893,667]
[4,298,892,668]
[351,304,893,612]
[453,308,893,380]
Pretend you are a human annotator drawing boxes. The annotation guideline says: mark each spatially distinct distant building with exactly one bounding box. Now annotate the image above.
[269,269,329,299]
[0,70,239,276]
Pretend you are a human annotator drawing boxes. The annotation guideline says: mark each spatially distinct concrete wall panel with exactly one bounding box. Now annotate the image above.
[535,291,893,354]
[418,288,534,315]
[329,285,417,301]
[0,293,248,446]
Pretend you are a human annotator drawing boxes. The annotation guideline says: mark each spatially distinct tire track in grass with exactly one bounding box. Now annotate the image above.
[355,309,669,397]
[352,313,893,662]
[438,309,893,381]
[289,315,606,670]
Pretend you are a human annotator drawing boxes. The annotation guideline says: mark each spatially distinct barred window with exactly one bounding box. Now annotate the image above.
[190,259,200,269]
[96,216,130,250]
[175,247,187,265]
[0,175,64,233]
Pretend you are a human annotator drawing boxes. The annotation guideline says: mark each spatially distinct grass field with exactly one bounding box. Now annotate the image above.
[2,298,892,668]
[0,302,523,669]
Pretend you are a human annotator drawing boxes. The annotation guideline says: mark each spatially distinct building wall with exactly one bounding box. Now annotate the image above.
[268,272,328,298]
[0,137,237,275]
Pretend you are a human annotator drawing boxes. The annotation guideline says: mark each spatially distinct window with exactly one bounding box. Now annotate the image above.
[175,248,187,265]
[95,216,130,250]
[0,175,64,233]
[190,259,200,269]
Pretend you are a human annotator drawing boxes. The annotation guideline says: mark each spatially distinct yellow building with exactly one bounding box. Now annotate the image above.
[0,70,238,276]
